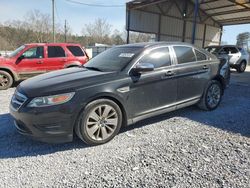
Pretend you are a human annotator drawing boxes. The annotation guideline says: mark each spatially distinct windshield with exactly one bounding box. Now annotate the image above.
[8,45,26,58]
[204,46,221,54]
[84,47,143,72]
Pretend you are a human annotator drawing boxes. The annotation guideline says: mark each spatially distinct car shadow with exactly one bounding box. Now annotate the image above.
[0,113,88,159]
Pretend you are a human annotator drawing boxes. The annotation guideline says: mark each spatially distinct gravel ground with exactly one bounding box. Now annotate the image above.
[0,70,250,188]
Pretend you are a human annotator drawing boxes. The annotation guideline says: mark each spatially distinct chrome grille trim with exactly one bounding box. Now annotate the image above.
[11,91,28,111]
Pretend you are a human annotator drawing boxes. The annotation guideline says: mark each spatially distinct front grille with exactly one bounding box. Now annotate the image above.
[11,91,28,110]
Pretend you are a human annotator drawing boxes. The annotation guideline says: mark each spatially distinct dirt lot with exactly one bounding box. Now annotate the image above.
[0,68,249,187]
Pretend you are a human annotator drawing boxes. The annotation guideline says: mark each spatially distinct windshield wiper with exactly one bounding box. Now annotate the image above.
[84,66,103,72]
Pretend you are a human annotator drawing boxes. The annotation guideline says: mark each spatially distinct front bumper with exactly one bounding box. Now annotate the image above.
[9,103,76,143]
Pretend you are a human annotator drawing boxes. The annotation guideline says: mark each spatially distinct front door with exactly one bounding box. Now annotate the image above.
[16,46,46,79]
[127,47,177,118]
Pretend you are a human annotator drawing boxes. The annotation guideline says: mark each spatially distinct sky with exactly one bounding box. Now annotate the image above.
[0,0,250,44]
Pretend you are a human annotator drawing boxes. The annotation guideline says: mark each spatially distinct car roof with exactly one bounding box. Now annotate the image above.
[25,43,82,46]
[205,45,238,48]
[116,42,196,49]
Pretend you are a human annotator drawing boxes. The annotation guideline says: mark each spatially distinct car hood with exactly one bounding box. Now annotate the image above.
[0,56,12,63]
[18,67,118,97]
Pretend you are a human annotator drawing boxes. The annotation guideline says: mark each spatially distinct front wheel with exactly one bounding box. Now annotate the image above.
[237,61,246,73]
[75,99,122,145]
[0,70,13,90]
[198,80,222,111]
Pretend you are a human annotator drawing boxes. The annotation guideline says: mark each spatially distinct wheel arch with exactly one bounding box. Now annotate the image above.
[74,93,128,131]
[212,75,225,94]
[0,67,19,81]
[64,61,82,68]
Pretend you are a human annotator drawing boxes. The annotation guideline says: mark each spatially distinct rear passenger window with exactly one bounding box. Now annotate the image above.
[48,46,65,58]
[228,47,238,54]
[223,47,238,54]
[67,46,85,57]
[195,49,207,61]
[138,47,171,68]
[173,46,196,64]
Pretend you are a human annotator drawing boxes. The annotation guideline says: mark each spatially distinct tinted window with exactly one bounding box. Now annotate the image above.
[138,47,171,68]
[205,46,221,53]
[228,47,238,54]
[67,46,85,57]
[223,47,238,54]
[48,46,65,58]
[174,46,196,64]
[195,49,207,61]
[85,47,143,72]
[22,47,44,59]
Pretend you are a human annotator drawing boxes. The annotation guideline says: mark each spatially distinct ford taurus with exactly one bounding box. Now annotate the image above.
[10,42,230,145]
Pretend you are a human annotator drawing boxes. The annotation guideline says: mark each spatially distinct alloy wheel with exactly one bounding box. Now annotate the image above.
[86,104,118,141]
[206,83,221,109]
[0,74,9,88]
[240,62,246,72]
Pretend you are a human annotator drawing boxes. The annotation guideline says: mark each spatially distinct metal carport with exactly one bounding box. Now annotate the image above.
[126,0,250,47]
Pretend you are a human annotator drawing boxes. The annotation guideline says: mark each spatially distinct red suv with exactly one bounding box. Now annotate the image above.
[0,43,89,90]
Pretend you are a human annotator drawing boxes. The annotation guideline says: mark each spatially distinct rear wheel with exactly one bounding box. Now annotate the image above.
[0,70,13,90]
[198,80,222,111]
[237,61,246,73]
[75,99,122,145]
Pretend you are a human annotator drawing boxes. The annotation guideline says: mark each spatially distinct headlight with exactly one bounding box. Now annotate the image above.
[27,92,75,107]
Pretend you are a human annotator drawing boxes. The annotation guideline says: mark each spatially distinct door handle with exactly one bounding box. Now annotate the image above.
[37,61,43,64]
[203,65,209,70]
[165,71,176,76]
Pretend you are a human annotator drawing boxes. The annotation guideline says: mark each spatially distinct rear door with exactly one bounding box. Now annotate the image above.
[43,45,67,71]
[221,47,240,64]
[16,46,46,78]
[66,45,89,65]
[127,46,178,117]
[172,46,210,104]
[225,47,241,64]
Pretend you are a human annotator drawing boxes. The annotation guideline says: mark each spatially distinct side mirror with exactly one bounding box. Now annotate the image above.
[132,63,154,74]
[18,55,25,60]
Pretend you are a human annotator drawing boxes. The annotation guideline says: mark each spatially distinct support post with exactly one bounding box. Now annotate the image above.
[191,0,199,44]
[182,0,188,42]
[219,26,223,45]
[52,0,55,42]
[126,9,131,44]
[64,20,67,43]
[157,15,161,41]
[202,24,207,47]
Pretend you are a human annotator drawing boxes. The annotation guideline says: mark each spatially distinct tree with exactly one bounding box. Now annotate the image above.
[111,29,125,45]
[129,31,153,43]
[24,10,53,42]
[82,18,113,45]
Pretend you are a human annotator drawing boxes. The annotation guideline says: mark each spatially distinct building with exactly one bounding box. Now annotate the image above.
[237,32,250,52]
[126,0,250,48]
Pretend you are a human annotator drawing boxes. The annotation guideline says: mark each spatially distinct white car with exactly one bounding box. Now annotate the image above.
[205,45,249,73]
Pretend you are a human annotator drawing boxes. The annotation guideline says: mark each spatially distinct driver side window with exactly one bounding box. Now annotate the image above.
[138,47,171,69]
[22,47,44,59]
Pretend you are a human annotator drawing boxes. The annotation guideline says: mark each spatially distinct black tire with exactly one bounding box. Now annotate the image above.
[75,99,122,145]
[0,70,13,90]
[198,80,222,111]
[237,61,247,73]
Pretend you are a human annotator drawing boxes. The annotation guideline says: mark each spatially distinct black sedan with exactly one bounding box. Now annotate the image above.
[10,42,230,145]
